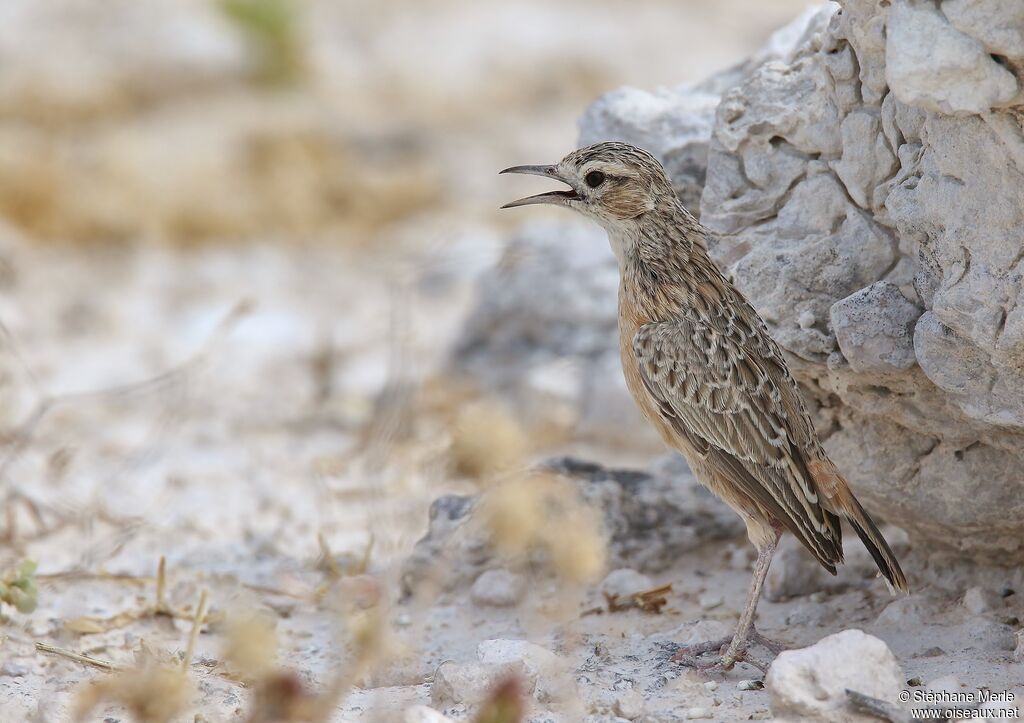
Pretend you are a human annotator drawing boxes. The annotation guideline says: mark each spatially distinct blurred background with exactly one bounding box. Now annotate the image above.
[0,0,809,563]
[0,0,810,717]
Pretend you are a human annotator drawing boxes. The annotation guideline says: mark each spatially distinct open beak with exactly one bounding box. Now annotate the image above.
[499,164,579,209]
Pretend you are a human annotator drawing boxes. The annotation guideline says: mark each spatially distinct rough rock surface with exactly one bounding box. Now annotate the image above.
[696,0,1024,561]
[766,629,903,722]
[466,0,1024,565]
[400,456,742,595]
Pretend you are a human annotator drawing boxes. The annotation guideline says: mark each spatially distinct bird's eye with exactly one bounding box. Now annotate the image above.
[584,170,606,188]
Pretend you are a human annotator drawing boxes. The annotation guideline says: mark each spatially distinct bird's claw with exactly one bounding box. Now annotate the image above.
[669,635,731,663]
[751,631,786,655]
[671,632,782,674]
[675,649,772,674]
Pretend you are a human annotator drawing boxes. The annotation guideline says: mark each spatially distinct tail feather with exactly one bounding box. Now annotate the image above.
[844,494,909,593]
[808,459,910,594]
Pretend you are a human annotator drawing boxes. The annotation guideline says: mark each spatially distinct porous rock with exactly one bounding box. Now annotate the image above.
[583,0,1024,566]
[886,0,1018,115]
[459,0,1024,568]
[830,282,921,373]
[699,0,1024,563]
[400,456,742,596]
[766,629,903,723]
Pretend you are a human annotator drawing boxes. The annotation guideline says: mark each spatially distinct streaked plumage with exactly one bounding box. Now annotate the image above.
[502,141,908,671]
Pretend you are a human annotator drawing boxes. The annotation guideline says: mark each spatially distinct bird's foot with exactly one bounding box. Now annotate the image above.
[750,630,787,655]
[669,635,732,662]
[671,630,786,674]
[673,646,774,674]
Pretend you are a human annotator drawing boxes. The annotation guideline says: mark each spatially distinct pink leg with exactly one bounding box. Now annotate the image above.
[673,532,783,672]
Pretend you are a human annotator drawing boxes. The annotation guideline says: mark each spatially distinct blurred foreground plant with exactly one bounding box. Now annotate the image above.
[0,559,38,613]
[74,647,193,723]
[221,0,304,86]
[482,472,606,584]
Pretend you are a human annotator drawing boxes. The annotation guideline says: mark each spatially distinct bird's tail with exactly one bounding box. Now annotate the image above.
[843,493,909,594]
[809,460,910,594]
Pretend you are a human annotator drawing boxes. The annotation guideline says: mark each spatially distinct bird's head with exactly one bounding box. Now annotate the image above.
[500,142,676,231]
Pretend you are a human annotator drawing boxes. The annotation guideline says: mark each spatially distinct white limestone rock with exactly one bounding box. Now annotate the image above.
[431,660,531,707]
[830,282,921,373]
[942,0,1024,61]
[766,629,903,722]
[886,0,1018,115]
[600,568,655,602]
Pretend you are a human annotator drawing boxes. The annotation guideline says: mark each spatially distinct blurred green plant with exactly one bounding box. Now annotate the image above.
[0,560,38,614]
[220,0,304,86]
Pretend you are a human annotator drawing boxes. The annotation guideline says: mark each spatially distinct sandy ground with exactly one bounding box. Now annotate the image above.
[1,231,1022,722]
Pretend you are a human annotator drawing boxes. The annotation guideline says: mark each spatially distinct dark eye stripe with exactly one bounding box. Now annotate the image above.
[585,170,606,188]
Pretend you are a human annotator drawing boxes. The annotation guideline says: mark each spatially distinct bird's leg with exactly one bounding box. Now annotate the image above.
[673,532,783,673]
[717,533,778,668]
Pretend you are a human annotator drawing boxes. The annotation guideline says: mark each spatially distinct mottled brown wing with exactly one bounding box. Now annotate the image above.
[632,317,843,569]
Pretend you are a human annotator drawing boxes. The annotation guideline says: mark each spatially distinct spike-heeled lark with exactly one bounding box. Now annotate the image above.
[500,142,908,672]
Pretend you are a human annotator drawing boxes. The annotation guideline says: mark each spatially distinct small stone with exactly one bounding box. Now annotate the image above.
[876,595,936,626]
[797,310,816,329]
[404,706,456,723]
[684,707,713,720]
[808,591,827,603]
[431,661,530,706]
[613,689,645,719]
[703,680,718,692]
[766,630,903,720]
[476,639,572,704]
[830,282,921,373]
[738,679,764,691]
[906,677,924,687]
[962,586,1000,615]
[698,593,723,610]
[960,618,1016,651]
[601,569,654,602]
[0,661,29,677]
[784,600,838,627]
[470,569,525,608]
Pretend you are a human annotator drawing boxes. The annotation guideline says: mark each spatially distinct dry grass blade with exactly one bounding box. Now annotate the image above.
[633,583,672,614]
[182,590,209,672]
[35,642,125,673]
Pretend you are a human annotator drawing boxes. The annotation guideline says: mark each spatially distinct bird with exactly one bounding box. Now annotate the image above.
[500,141,908,672]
